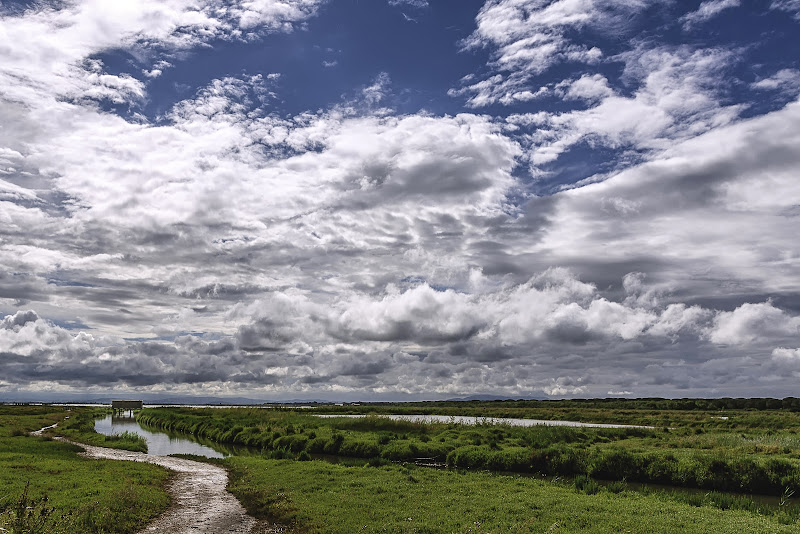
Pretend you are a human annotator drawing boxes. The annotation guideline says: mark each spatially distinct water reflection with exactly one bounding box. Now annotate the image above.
[95,414,229,458]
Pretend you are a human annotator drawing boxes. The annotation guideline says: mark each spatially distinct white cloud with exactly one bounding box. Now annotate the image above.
[334,284,485,343]
[772,347,800,361]
[681,0,740,29]
[388,0,429,7]
[143,60,173,79]
[752,69,800,96]
[509,46,741,167]
[328,269,720,349]
[525,98,800,301]
[0,0,323,112]
[0,310,97,358]
[771,0,800,19]
[457,3,743,175]
[361,72,392,106]
[708,303,800,345]
[452,0,650,107]
[559,74,615,102]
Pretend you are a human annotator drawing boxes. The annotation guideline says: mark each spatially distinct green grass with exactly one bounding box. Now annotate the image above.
[6,401,800,532]
[0,406,170,533]
[138,406,800,495]
[223,457,800,533]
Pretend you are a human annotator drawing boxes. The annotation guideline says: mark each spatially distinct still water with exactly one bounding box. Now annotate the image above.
[94,414,226,458]
[316,414,654,429]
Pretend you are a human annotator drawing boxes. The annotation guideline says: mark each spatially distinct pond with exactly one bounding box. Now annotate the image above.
[95,414,228,458]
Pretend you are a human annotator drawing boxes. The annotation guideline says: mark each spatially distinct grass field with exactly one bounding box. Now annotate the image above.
[0,406,170,533]
[5,400,800,532]
[221,456,800,533]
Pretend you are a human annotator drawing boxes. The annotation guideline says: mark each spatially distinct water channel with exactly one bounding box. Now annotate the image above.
[95,414,231,458]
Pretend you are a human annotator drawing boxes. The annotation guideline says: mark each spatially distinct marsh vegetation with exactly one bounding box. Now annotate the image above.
[138,400,800,497]
[4,399,800,532]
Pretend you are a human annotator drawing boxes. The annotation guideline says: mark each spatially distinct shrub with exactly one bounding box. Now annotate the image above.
[323,433,344,454]
[275,435,309,453]
[306,437,328,454]
[338,438,380,458]
[574,475,601,495]
[486,448,530,472]
[589,449,643,481]
[605,480,626,494]
[530,446,585,476]
[381,441,418,461]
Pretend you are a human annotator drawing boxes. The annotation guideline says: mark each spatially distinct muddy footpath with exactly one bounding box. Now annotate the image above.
[34,423,287,534]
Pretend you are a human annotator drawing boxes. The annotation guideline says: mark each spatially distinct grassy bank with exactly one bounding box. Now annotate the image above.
[0,406,169,533]
[138,405,800,495]
[222,456,799,533]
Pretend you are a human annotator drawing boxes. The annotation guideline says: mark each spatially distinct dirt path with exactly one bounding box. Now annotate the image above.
[70,441,266,533]
[34,423,284,533]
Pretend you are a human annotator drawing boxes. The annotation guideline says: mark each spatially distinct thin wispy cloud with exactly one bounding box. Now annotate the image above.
[681,0,740,30]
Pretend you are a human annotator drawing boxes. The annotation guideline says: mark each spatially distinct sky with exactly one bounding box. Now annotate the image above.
[1,0,800,402]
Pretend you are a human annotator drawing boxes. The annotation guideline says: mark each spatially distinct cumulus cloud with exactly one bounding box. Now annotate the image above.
[334,284,485,343]
[708,303,800,345]
[772,347,800,361]
[2,1,800,399]
[522,97,800,300]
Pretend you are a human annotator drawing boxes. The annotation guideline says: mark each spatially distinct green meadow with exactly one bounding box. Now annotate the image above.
[0,406,169,533]
[221,457,799,533]
[4,399,800,532]
[138,399,800,531]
